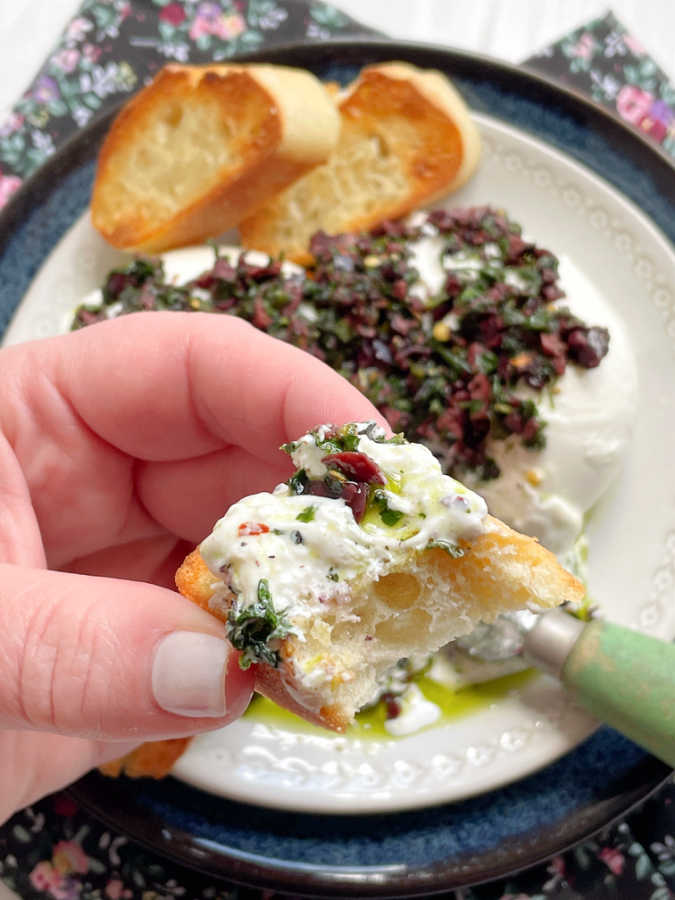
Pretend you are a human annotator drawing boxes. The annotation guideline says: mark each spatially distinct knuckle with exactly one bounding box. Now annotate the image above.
[18,592,118,736]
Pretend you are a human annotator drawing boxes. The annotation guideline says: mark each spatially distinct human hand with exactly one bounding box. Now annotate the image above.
[0,311,383,823]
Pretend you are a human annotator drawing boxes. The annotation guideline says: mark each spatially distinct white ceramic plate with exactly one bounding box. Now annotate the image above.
[5,113,675,814]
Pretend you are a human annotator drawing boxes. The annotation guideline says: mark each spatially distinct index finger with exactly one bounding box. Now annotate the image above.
[13,311,387,464]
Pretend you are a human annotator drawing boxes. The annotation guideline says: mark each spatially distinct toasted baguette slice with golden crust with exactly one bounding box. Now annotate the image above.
[99,738,191,779]
[91,63,340,252]
[176,516,583,733]
[239,62,481,262]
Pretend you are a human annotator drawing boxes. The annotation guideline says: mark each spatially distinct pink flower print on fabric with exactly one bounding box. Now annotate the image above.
[160,2,187,26]
[623,32,646,56]
[0,111,24,137]
[213,13,246,39]
[83,43,102,63]
[189,2,245,41]
[52,48,81,74]
[616,84,653,124]
[599,845,626,876]
[572,32,595,59]
[66,17,93,42]
[0,171,22,207]
[104,878,132,899]
[640,99,675,141]
[28,861,74,900]
[52,839,89,876]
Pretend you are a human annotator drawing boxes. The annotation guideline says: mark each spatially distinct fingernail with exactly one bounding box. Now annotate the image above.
[152,631,228,717]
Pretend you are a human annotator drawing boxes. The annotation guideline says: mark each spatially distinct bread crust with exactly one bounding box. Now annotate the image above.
[338,62,481,213]
[239,62,482,261]
[99,738,191,779]
[175,550,349,730]
[91,64,340,252]
[253,662,349,731]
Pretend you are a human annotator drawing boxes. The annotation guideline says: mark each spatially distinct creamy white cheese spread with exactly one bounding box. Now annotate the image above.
[467,257,637,557]
[404,213,638,559]
[383,684,441,736]
[199,422,488,643]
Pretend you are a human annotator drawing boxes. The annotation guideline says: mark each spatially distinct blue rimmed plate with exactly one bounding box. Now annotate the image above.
[1,39,673,896]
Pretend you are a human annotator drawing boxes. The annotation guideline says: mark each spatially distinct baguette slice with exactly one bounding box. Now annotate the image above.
[175,424,583,733]
[99,738,191,779]
[176,520,581,732]
[239,62,481,262]
[91,63,341,253]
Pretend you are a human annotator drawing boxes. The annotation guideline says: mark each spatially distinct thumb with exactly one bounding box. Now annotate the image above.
[0,564,254,739]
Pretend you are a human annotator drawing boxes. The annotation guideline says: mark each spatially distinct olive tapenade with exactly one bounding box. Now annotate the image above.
[72,207,609,480]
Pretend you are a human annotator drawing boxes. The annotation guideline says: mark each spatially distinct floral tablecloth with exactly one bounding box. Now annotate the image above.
[0,3,673,898]
[0,6,673,208]
[0,780,674,900]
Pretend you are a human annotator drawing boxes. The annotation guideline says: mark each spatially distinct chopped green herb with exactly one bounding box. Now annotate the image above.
[296,505,317,523]
[434,344,471,375]
[309,423,362,454]
[327,567,340,581]
[333,317,353,343]
[426,538,465,558]
[287,468,309,494]
[338,427,361,451]
[226,579,294,670]
[257,578,272,604]
[371,490,405,527]
[78,208,609,484]
[380,507,404,526]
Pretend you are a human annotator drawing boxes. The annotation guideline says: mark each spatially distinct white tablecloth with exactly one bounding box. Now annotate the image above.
[0,0,674,120]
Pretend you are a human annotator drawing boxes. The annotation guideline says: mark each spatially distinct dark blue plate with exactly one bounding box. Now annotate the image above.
[1,40,673,898]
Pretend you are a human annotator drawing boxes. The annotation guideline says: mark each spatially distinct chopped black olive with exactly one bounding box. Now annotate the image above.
[81,208,609,483]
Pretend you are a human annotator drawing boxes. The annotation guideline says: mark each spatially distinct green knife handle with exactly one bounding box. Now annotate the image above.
[562,620,675,767]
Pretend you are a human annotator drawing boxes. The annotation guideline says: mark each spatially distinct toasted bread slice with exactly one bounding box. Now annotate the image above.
[91,64,340,252]
[239,62,481,262]
[99,738,191,779]
[175,423,583,733]
[104,509,581,779]
[176,520,582,732]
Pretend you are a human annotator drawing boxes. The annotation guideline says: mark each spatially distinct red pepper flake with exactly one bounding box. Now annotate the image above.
[237,522,270,537]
